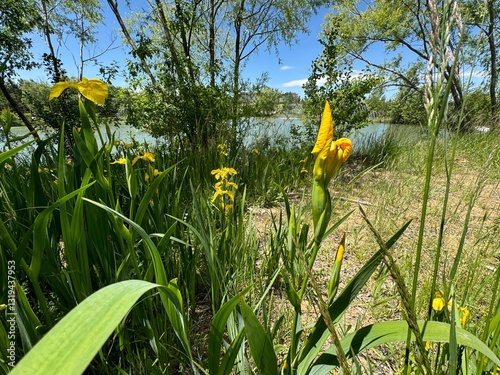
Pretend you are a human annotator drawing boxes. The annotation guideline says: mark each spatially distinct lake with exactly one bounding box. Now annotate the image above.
[2,118,391,153]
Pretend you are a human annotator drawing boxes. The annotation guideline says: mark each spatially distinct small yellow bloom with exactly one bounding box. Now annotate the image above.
[459,306,470,326]
[221,201,234,216]
[252,148,259,154]
[113,140,120,146]
[132,151,155,165]
[432,292,446,312]
[212,188,234,202]
[211,166,238,209]
[110,158,126,165]
[4,163,12,169]
[145,173,150,182]
[300,167,308,174]
[0,304,6,311]
[143,151,155,162]
[217,143,228,156]
[335,234,346,263]
[66,158,73,165]
[122,142,133,149]
[49,78,108,105]
[211,167,237,181]
[225,181,239,190]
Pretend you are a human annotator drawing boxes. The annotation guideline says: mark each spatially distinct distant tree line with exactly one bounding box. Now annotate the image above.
[2,0,498,152]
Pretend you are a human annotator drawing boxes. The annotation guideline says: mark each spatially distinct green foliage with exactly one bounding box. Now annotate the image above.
[389,86,427,126]
[302,26,380,140]
[0,0,42,77]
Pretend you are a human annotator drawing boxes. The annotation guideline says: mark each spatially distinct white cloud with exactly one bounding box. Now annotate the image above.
[282,77,327,88]
[282,78,308,87]
[280,65,294,70]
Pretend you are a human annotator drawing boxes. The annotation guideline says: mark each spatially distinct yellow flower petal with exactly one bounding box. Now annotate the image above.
[311,101,333,159]
[335,138,353,162]
[111,158,126,165]
[49,82,71,100]
[432,292,446,312]
[143,151,155,162]
[459,306,470,326]
[335,234,346,263]
[77,78,108,105]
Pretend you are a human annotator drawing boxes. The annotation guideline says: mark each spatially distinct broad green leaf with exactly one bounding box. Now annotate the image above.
[209,287,250,375]
[308,320,500,375]
[240,297,277,375]
[11,280,160,375]
[0,141,34,164]
[78,98,98,155]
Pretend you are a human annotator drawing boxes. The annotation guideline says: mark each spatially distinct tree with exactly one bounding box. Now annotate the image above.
[302,26,380,140]
[0,0,42,138]
[253,87,281,116]
[462,0,500,116]
[107,0,326,148]
[328,0,468,129]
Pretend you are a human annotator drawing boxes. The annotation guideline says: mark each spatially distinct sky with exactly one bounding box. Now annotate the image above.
[20,2,484,98]
[18,4,351,97]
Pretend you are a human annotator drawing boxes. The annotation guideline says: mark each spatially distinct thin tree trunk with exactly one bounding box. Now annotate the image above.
[106,0,158,86]
[209,0,216,88]
[41,0,62,82]
[231,0,244,147]
[0,79,40,141]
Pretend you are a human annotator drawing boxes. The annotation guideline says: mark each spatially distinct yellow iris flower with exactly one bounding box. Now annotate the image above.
[311,101,352,241]
[432,292,446,312]
[211,166,238,215]
[110,158,126,165]
[49,78,109,105]
[132,151,155,165]
[311,101,352,185]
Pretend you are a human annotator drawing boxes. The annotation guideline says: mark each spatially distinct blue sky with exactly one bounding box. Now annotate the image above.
[19,4,341,97]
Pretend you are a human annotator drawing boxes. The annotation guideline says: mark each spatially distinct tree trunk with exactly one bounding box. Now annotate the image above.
[107,0,158,86]
[209,0,216,88]
[231,0,244,147]
[41,0,63,82]
[0,78,40,141]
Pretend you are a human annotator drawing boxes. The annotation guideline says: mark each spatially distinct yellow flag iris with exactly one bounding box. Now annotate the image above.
[311,101,353,241]
[49,78,108,105]
[312,101,352,185]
